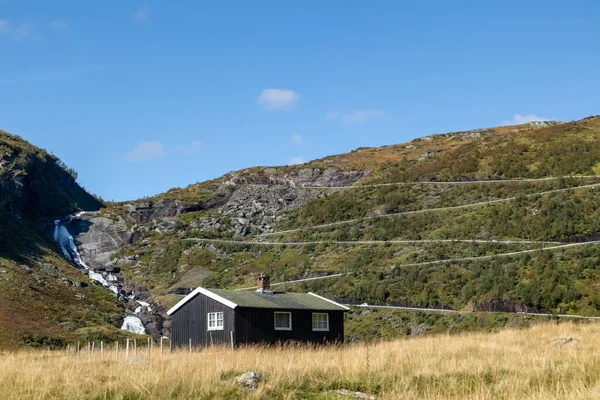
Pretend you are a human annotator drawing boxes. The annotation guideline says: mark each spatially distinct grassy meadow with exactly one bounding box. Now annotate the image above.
[1,322,600,399]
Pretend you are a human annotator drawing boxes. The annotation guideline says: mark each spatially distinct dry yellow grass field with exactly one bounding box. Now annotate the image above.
[1,322,599,399]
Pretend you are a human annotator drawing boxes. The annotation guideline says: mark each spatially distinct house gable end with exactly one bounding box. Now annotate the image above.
[167,287,238,316]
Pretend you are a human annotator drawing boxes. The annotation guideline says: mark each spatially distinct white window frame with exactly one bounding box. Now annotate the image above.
[274,311,292,331]
[312,312,329,331]
[207,311,224,331]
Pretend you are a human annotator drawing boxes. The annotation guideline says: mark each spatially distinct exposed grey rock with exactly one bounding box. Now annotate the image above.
[229,167,369,188]
[67,215,130,269]
[235,371,261,390]
[40,263,59,277]
[526,120,564,128]
[551,336,579,349]
[60,276,76,286]
[60,321,82,331]
[419,149,444,158]
[35,276,48,285]
[335,389,376,399]
[19,264,33,272]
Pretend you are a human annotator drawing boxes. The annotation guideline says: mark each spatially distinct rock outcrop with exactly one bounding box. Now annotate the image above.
[67,215,131,269]
[227,167,370,188]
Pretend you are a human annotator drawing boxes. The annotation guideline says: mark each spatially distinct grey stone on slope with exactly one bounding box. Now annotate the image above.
[220,184,321,235]
[234,371,261,390]
[122,197,229,224]
[68,215,131,269]
[228,167,370,188]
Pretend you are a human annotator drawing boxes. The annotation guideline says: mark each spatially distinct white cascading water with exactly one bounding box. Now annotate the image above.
[53,220,89,268]
[121,316,146,335]
[53,215,146,334]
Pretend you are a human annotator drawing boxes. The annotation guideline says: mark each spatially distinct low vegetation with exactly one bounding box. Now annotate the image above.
[2,322,599,399]
[0,130,119,348]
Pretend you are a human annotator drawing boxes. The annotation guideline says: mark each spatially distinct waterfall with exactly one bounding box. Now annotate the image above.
[121,316,146,335]
[53,220,89,268]
[53,214,146,334]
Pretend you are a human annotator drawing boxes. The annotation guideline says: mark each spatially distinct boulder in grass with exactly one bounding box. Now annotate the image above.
[551,336,579,349]
[335,389,376,399]
[234,371,261,390]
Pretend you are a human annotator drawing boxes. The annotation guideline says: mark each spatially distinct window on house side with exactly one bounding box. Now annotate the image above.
[208,312,224,331]
[274,312,292,330]
[312,313,329,331]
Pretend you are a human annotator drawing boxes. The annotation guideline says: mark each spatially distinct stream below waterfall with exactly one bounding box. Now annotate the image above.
[53,213,148,335]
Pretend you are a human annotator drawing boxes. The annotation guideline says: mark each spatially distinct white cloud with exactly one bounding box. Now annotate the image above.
[0,19,42,41]
[124,142,165,162]
[133,4,151,22]
[50,19,68,30]
[502,113,550,126]
[13,22,42,41]
[287,156,305,165]
[326,109,386,124]
[175,140,202,155]
[0,19,11,36]
[291,134,304,146]
[325,111,340,120]
[257,88,299,111]
[124,140,204,161]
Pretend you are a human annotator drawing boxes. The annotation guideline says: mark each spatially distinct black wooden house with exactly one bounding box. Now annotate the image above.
[167,274,348,348]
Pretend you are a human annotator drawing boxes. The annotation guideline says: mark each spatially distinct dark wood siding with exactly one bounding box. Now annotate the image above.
[170,293,235,348]
[234,308,344,345]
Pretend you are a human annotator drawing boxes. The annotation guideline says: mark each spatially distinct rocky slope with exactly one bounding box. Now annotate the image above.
[63,117,600,331]
[8,116,600,346]
[0,130,139,348]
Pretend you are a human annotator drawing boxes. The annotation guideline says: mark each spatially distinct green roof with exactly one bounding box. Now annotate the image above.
[208,289,348,311]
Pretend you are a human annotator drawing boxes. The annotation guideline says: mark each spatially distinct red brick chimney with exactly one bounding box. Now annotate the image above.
[256,273,271,292]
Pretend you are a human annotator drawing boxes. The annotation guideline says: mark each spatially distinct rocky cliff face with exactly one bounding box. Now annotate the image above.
[67,215,131,269]
[70,167,368,257]
[226,167,370,187]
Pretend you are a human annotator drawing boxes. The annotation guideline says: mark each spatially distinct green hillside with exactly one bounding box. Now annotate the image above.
[96,117,600,324]
[0,130,128,348]
[5,117,600,347]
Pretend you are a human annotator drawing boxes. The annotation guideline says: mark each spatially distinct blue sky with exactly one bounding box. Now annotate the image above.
[1,1,599,201]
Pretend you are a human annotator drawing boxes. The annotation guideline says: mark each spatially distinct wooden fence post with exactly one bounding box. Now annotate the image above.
[126,339,130,360]
[160,337,163,356]
[87,342,91,361]
[148,337,151,358]
[134,339,137,357]
[77,341,80,357]
[189,338,192,353]
[230,331,234,351]
[116,341,119,360]
[100,341,104,361]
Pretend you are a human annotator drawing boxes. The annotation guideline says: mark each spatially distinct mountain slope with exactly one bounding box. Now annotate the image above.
[75,117,600,327]
[0,130,127,348]
[6,116,600,345]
